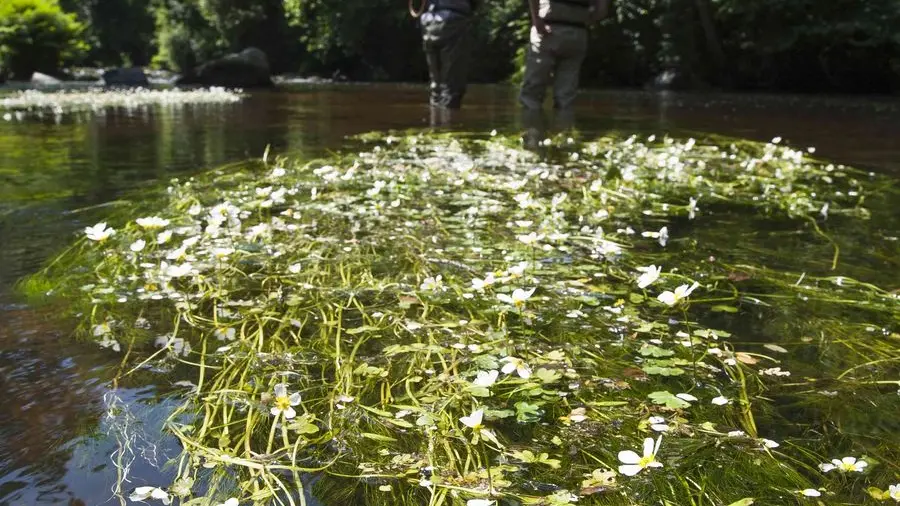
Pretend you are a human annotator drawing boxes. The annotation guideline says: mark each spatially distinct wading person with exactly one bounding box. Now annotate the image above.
[519,0,610,111]
[411,0,478,109]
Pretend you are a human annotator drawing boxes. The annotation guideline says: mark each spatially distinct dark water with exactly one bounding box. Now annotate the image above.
[0,84,898,505]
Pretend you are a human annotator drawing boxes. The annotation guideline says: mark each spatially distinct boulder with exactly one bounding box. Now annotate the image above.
[102,67,149,87]
[30,72,62,86]
[177,47,273,88]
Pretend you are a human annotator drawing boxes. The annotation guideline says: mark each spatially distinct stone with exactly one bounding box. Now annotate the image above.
[102,67,149,87]
[177,47,273,88]
[30,72,62,86]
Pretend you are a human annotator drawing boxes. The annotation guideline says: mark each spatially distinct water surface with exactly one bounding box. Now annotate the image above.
[1,84,898,505]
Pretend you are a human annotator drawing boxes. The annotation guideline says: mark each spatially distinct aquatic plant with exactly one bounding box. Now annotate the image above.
[0,87,243,119]
[25,131,900,505]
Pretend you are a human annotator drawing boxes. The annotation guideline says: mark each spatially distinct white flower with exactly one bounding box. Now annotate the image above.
[130,239,147,252]
[212,247,235,260]
[98,336,121,352]
[216,499,239,506]
[288,263,302,274]
[567,407,588,423]
[641,226,669,247]
[129,486,172,504]
[214,327,236,341]
[636,265,662,289]
[500,356,532,379]
[726,430,746,437]
[85,222,115,242]
[819,456,867,473]
[711,396,730,406]
[508,261,529,277]
[270,383,301,419]
[800,489,821,497]
[675,393,698,402]
[618,436,663,476]
[761,439,780,448]
[155,335,192,357]
[648,416,669,432]
[93,321,113,337]
[420,275,443,291]
[467,500,496,506]
[688,197,700,220]
[136,217,170,230]
[517,232,544,246]
[497,287,536,309]
[271,167,286,178]
[889,484,900,501]
[472,370,499,388]
[657,282,700,306]
[460,409,484,430]
[471,274,496,291]
[157,230,173,244]
[164,263,193,278]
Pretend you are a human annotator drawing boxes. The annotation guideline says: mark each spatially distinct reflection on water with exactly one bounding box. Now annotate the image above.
[0,84,898,505]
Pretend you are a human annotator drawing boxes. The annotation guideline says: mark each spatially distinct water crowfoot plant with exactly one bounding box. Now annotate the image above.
[25,131,900,505]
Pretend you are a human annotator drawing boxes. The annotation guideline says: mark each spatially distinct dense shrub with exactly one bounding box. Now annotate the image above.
[0,0,86,78]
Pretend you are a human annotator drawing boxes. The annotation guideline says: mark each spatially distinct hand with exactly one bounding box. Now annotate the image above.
[533,17,551,36]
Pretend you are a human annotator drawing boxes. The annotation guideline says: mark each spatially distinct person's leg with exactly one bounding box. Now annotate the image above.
[551,26,588,110]
[441,19,472,109]
[519,26,555,110]
[422,21,443,107]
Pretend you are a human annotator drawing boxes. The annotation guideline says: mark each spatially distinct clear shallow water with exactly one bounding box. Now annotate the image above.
[0,84,899,505]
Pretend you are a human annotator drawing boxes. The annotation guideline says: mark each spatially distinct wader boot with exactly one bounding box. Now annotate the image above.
[421,0,474,109]
[519,0,591,110]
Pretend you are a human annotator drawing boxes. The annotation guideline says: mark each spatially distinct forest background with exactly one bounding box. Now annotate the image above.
[1,0,898,93]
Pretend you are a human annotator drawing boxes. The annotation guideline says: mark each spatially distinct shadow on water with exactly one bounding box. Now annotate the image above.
[0,83,898,504]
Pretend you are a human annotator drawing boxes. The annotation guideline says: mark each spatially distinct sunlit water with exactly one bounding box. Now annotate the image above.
[0,84,898,505]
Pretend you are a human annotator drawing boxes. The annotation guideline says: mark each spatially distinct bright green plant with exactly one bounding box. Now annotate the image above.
[0,0,86,78]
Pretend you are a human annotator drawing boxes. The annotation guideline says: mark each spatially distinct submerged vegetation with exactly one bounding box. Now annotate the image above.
[0,87,243,119]
[25,131,900,505]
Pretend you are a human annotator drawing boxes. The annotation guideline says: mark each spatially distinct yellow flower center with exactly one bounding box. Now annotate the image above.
[638,455,655,468]
[839,462,855,471]
[274,395,292,411]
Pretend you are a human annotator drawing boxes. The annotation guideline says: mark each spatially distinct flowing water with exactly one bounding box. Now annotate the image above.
[0,84,899,506]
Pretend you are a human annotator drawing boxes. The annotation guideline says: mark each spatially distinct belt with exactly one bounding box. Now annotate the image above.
[544,19,589,29]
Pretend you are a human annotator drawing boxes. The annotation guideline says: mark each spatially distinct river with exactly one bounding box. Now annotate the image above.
[0,84,898,505]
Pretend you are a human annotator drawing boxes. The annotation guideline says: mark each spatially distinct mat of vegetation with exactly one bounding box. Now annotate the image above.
[25,132,900,506]
[0,88,242,119]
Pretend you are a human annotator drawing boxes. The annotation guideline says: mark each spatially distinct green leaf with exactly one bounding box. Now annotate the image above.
[710,305,739,313]
[347,325,381,335]
[515,401,543,423]
[468,386,492,398]
[725,499,754,506]
[639,344,675,357]
[642,365,685,376]
[361,432,397,442]
[534,367,562,384]
[648,391,691,409]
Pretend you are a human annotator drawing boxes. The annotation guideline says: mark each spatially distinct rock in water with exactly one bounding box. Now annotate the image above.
[103,67,150,87]
[31,72,62,86]
[178,47,273,88]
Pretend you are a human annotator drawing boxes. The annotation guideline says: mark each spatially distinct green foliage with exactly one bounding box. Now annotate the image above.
[0,0,86,78]
[59,0,155,66]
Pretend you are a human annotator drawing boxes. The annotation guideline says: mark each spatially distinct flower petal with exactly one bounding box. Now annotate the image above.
[618,464,642,476]
[618,450,640,464]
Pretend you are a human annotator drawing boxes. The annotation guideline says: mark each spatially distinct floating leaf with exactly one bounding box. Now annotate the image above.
[763,344,788,353]
[648,391,691,409]
[639,344,675,357]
